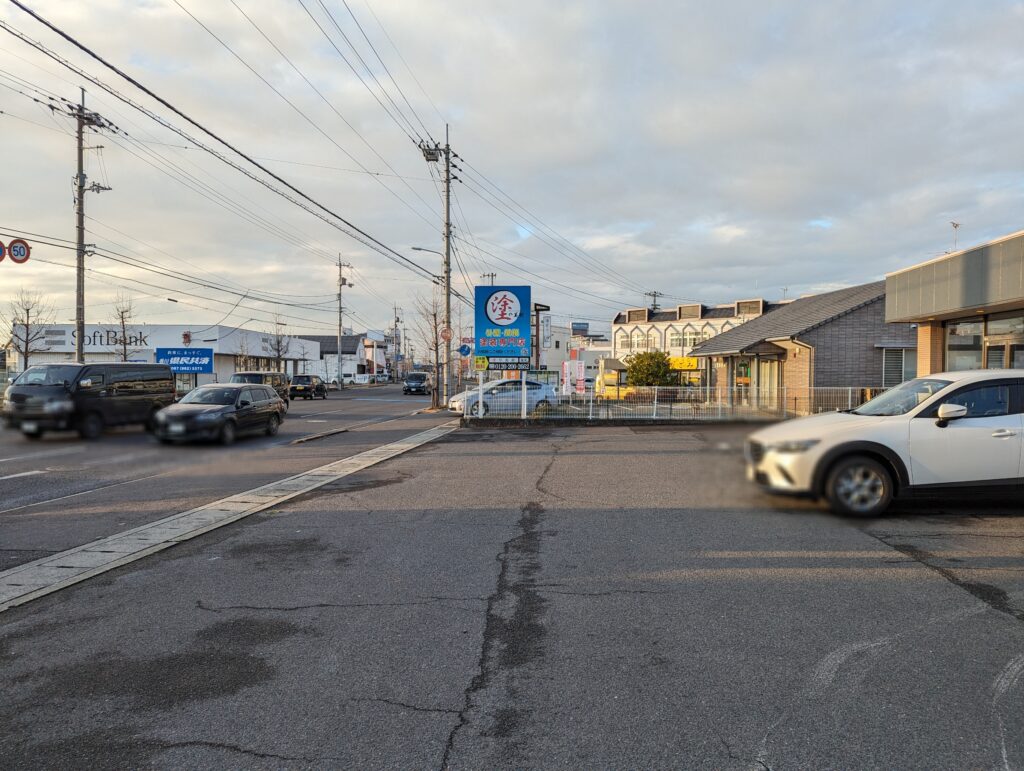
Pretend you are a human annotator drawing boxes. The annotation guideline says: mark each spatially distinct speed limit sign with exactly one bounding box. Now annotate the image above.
[7,239,30,264]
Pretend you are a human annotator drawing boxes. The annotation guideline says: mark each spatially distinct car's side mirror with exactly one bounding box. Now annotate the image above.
[936,402,968,427]
[238,399,251,408]
[78,378,92,389]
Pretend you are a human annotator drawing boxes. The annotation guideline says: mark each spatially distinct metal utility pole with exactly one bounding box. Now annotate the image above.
[392,303,402,380]
[420,125,454,406]
[481,272,496,286]
[72,89,110,362]
[337,258,352,389]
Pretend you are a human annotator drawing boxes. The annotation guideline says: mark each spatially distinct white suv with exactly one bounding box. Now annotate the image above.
[745,370,1024,516]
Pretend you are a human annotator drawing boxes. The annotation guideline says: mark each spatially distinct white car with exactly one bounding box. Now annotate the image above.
[449,379,556,416]
[745,370,1024,516]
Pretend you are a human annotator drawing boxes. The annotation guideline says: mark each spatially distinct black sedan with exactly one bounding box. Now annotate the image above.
[154,383,285,445]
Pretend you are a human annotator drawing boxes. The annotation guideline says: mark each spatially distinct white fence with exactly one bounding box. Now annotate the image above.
[462,386,886,421]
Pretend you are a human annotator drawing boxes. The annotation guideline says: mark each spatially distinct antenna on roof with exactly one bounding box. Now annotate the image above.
[950,221,961,252]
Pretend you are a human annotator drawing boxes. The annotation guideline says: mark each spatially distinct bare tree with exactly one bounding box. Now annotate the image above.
[296,340,310,375]
[1,289,55,370]
[107,292,141,361]
[412,289,443,408]
[236,336,254,371]
[265,316,290,373]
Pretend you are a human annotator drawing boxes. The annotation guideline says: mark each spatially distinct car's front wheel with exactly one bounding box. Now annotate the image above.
[824,456,893,517]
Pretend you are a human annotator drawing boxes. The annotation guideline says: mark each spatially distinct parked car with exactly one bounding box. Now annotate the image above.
[290,374,327,400]
[403,372,433,395]
[448,379,557,416]
[229,371,290,409]
[2,363,175,439]
[153,383,285,444]
[745,370,1024,517]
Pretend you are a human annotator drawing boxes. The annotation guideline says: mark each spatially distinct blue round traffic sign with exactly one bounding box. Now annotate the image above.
[458,344,471,356]
[0,241,5,262]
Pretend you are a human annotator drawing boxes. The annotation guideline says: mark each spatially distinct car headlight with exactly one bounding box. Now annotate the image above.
[156,411,168,423]
[43,399,74,414]
[766,439,820,454]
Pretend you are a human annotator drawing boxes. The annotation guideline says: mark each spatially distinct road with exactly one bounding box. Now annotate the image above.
[1,420,1023,769]
[0,385,432,571]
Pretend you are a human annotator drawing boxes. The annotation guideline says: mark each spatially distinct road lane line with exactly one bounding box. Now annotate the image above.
[0,420,459,612]
[0,446,86,464]
[0,470,47,481]
[0,472,168,516]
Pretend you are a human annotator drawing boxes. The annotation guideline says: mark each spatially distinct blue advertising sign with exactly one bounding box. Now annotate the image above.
[474,285,531,370]
[156,347,214,374]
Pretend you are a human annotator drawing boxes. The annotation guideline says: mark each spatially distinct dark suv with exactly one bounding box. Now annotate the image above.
[289,374,327,400]
[2,362,175,439]
[403,372,432,395]
[230,371,290,409]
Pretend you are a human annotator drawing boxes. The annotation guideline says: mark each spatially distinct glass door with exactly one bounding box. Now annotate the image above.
[985,343,1006,369]
[1012,344,1024,369]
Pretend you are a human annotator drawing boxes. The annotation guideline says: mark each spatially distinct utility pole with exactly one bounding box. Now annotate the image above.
[481,272,496,286]
[337,258,352,389]
[420,125,454,406]
[645,290,664,312]
[392,302,402,380]
[72,88,111,362]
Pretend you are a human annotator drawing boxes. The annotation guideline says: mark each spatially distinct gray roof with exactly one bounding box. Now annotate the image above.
[689,281,886,357]
[300,334,364,356]
[612,302,786,325]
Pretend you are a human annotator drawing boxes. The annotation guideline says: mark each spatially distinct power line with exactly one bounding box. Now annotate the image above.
[0,8,439,283]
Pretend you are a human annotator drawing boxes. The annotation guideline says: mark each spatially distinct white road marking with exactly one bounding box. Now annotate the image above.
[0,446,86,464]
[305,419,327,423]
[0,470,46,482]
[0,420,459,612]
[993,652,1024,771]
[0,472,168,516]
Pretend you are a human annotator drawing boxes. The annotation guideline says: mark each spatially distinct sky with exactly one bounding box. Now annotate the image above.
[1,0,1023,345]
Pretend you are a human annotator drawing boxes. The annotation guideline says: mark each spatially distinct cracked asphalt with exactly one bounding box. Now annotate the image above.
[2,423,1024,769]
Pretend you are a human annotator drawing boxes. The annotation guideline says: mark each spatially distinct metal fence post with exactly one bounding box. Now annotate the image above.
[782,385,788,419]
[520,370,528,419]
[653,387,658,419]
[847,387,853,410]
[588,387,594,420]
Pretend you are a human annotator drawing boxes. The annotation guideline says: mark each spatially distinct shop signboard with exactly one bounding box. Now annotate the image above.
[156,347,214,373]
[474,285,531,371]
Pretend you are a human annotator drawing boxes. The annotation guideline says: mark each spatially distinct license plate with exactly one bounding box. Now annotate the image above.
[169,423,186,434]
[295,386,305,390]
[21,421,38,433]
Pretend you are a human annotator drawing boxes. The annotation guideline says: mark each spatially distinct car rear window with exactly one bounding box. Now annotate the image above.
[231,374,263,384]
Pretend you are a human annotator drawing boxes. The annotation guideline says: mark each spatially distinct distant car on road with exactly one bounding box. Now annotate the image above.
[230,371,290,408]
[154,383,284,445]
[290,374,327,400]
[3,362,175,440]
[745,370,1024,517]
[403,372,432,395]
[448,378,556,416]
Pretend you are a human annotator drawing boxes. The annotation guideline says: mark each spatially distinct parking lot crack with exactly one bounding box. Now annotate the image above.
[196,598,478,613]
[440,500,548,770]
[349,697,460,715]
[153,739,333,763]
[865,536,1024,623]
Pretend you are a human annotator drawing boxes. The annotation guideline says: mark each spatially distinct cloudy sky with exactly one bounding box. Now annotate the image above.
[2,0,1023,343]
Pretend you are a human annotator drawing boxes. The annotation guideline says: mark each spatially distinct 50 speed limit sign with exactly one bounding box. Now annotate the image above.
[7,239,30,264]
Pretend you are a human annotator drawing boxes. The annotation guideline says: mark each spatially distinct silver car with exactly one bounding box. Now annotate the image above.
[449,379,556,416]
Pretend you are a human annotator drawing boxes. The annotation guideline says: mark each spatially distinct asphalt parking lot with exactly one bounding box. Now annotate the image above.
[1,421,1023,769]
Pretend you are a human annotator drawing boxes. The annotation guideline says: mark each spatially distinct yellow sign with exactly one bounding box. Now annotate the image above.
[474,355,488,372]
[669,356,699,371]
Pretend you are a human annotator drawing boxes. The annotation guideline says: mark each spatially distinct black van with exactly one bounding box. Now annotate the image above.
[229,371,290,408]
[2,363,176,439]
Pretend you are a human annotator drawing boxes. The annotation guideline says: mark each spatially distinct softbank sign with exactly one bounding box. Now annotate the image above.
[72,330,151,348]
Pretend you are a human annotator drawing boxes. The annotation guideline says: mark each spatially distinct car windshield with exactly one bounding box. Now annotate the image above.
[230,374,262,384]
[180,387,238,405]
[14,366,81,386]
[852,378,951,416]
[407,374,427,382]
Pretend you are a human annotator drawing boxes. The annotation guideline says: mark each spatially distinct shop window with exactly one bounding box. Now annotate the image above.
[987,314,1024,337]
[883,349,917,387]
[945,320,983,371]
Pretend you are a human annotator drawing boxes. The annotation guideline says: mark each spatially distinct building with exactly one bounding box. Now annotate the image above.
[689,281,918,400]
[885,229,1024,373]
[302,332,390,384]
[3,323,321,393]
[610,299,781,360]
